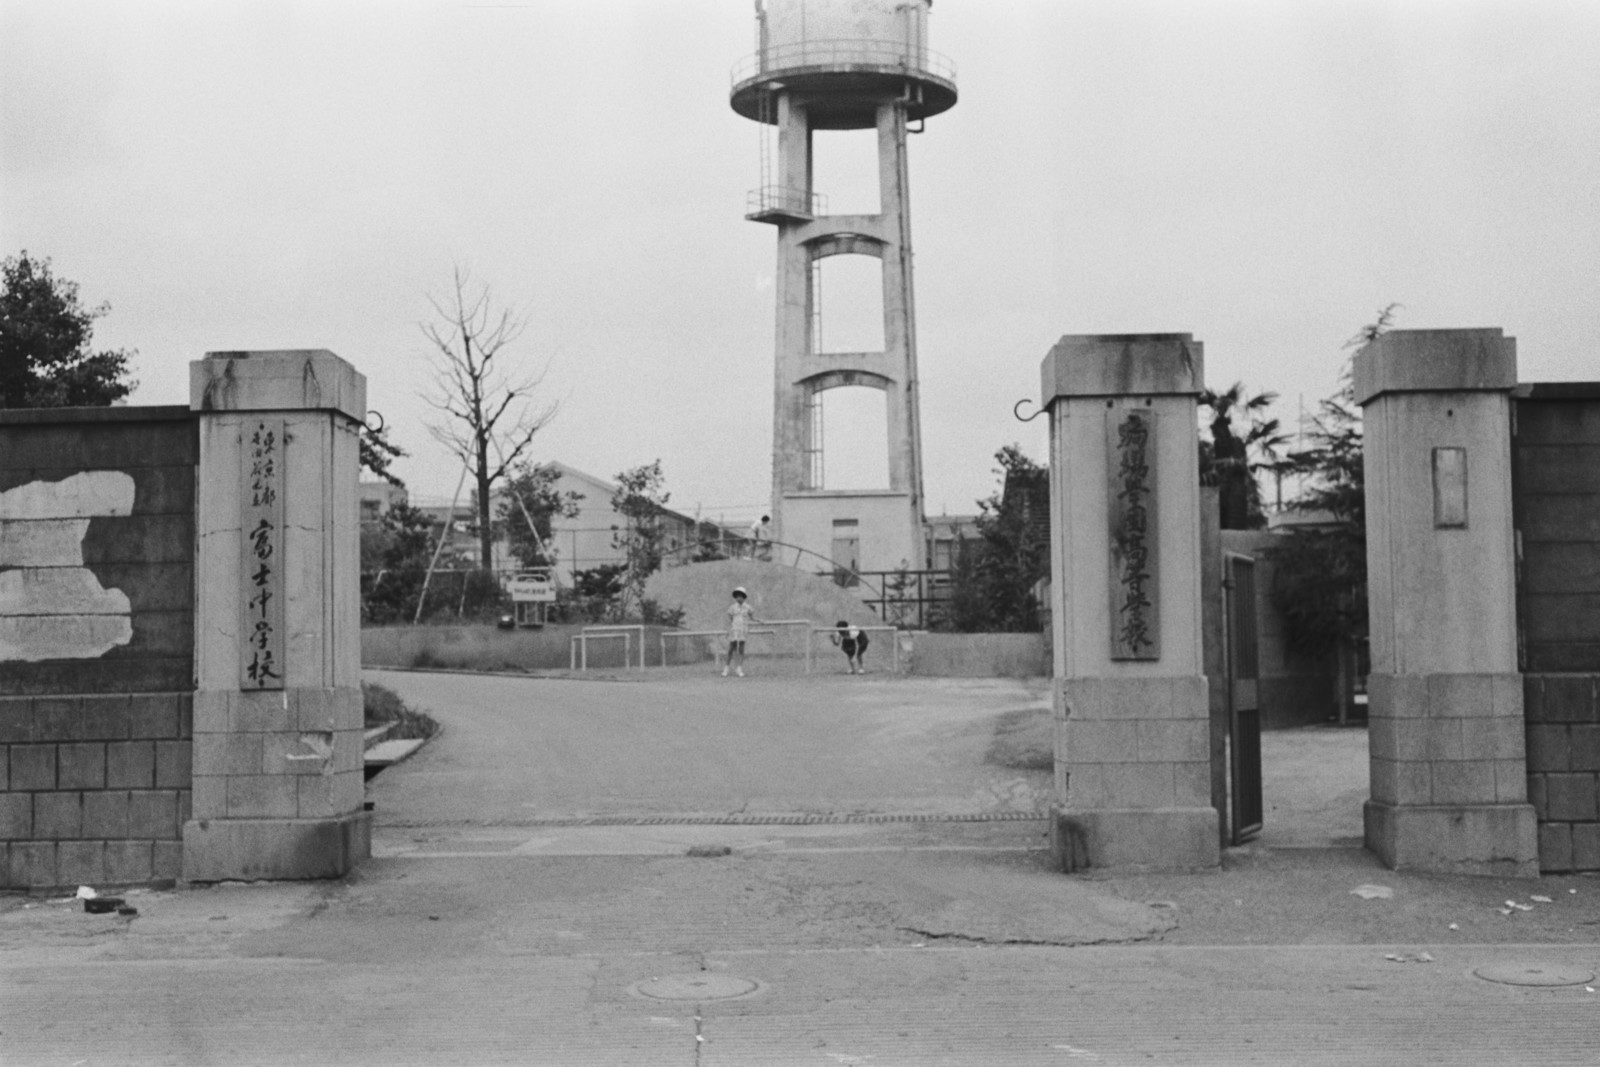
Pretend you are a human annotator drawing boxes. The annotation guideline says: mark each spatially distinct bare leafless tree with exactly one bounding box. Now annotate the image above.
[420,266,557,573]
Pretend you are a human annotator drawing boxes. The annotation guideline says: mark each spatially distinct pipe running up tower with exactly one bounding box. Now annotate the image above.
[731,0,956,578]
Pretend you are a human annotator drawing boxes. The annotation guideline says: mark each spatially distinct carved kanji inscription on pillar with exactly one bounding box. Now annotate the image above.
[241,418,286,689]
[1108,408,1160,660]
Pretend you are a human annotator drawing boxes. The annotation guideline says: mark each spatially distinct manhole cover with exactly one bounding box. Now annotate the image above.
[1473,963,1595,987]
[632,974,762,1001]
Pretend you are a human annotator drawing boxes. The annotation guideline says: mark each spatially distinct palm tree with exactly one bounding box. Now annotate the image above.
[1201,382,1291,529]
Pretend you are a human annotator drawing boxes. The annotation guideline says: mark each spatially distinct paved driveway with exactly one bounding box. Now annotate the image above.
[363,669,1056,825]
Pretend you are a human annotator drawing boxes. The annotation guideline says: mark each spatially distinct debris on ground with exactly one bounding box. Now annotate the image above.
[1384,952,1434,964]
[83,897,125,914]
[687,845,733,858]
[1448,923,1460,930]
[1350,884,1394,900]
[1504,900,1532,912]
[1530,895,1553,903]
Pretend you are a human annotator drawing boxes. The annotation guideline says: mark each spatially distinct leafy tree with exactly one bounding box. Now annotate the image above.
[361,500,509,623]
[639,599,687,628]
[938,539,988,632]
[360,501,442,623]
[420,266,558,573]
[573,564,626,600]
[497,462,583,569]
[609,460,669,620]
[1267,303,1399,720]
[939,445,1048,632]
[1,252,136,408]
[1200,382,1289,529]
[360,418,409,488]
[561,563,626,623]
[883,560,918,629]
[690,528,730,563]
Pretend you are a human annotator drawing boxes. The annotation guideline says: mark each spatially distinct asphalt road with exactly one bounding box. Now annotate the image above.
[3,669,1597,1066]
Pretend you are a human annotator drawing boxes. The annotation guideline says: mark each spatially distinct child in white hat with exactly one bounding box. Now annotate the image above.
[724,586,760,677]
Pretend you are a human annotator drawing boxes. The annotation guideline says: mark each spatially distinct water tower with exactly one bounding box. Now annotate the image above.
[731,0,956,579]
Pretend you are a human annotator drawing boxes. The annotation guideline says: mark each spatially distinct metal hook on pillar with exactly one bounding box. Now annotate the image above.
[1013,398,1045,423]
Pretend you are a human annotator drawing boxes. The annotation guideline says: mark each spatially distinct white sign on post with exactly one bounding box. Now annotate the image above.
[507,572,555,603]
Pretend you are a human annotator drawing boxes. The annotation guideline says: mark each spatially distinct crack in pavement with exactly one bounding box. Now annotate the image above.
[897,926,1170,948]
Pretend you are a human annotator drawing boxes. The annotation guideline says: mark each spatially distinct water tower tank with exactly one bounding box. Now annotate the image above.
[731,0,957,130]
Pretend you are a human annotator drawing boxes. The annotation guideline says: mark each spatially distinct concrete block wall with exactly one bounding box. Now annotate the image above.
[904,633,1048,678]
[1513,389,1600,672]
[1367,674,1528,808]
[1513,388,1600,872]
[0,407,197,696]
[360,621,1046,677]
[1056,677,1212,810]
[1363,667,1539,876]
[0,693,192,888]
[362,623,680,671]
[2,407,198,889]
[1524,675,1600,872]
[189,688,366,828]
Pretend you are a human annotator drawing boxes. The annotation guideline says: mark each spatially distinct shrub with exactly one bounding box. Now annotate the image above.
[362,681,440,740]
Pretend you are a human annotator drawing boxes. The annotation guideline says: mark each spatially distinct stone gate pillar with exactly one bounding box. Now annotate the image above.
[1356,329,1538,876]
[1042,334,1218,870]
[182,350,371,880]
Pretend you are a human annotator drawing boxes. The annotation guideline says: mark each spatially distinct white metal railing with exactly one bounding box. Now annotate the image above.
[805,625,901,674]
[746,185,827,218]
[656,619,817,670]
[661,629,727,668]
[731,39,957,87]
[569,631,624,672]
[758,620,819,646]
[570,625,646,671]
[669,627,793,669]
[654,622,907,674]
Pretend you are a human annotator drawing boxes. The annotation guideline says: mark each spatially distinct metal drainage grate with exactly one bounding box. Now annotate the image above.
[384,811,1049,830]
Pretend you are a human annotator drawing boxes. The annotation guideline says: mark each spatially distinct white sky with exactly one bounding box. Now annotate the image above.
[4,0,1597,523]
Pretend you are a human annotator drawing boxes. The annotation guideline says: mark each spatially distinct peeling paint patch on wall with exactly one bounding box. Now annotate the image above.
[0,471,136,661]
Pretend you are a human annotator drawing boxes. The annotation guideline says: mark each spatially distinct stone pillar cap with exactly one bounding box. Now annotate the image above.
[1352,328,1517,407]
[1041,333,1204,404]
[191,349,367,422]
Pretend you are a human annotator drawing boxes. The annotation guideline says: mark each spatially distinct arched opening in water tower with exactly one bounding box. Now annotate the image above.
[812,384,890,491]
[812,252,884,356]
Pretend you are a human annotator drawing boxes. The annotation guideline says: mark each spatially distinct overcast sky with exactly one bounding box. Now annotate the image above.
[4,0,1597,523]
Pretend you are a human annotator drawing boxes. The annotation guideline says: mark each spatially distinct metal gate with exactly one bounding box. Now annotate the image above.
[1225,553,1263,843]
